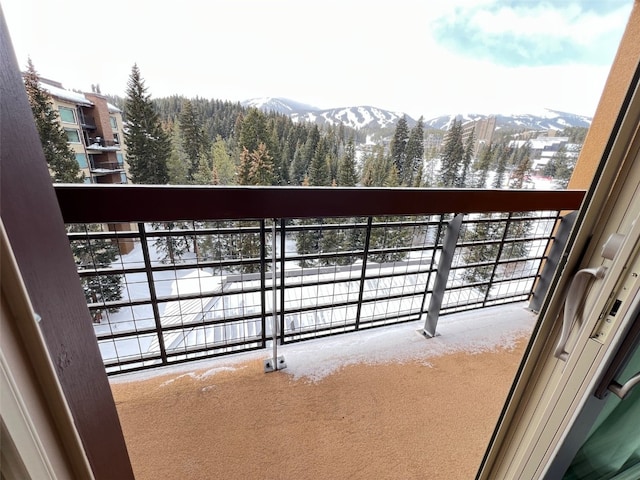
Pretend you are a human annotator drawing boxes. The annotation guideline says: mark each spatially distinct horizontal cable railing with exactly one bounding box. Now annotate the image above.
[56,185,585,374]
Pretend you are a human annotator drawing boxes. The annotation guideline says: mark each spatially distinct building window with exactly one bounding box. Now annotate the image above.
[65,128,81,143]
[75,153,88,169]
[59,106,76,123]
[120,173,127,184]
[110,116,118,130]
[83,175,92,184]
[116,152,124,166]
[113,132,120,145]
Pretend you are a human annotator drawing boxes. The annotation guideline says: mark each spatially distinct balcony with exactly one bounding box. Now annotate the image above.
[78,112,96,130]
[89,158,125,175]
[86,136,121,151]
[56,185,584,376]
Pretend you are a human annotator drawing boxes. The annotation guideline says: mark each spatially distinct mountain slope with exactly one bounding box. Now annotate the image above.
[425,109,592,131]
[242,97,591,132]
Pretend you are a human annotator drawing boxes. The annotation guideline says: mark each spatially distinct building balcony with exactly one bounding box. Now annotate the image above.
[89,159,125,175]
[86,136,120,151]
[79,113,96,130]
[55,185,584,375]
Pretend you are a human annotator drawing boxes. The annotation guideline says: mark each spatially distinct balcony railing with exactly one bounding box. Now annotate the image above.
[55,185,584,375]
[89,159,125,173]
[86,137,120,150]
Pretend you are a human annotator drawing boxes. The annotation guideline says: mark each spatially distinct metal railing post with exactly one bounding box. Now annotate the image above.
[354,217,373,330]
[138,222,168,365]
[422,213,464,337]
[265,218,286,372]
[419,215,446,318]
[529,211,578,313]
[279,219,286,343]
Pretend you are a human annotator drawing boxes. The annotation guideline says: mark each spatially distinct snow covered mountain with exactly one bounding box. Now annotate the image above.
[425,109,592,131]
[242,98,591,132]
[242,97,411,130]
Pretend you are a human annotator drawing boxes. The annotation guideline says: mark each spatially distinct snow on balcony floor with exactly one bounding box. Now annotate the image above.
[110,301,536,384]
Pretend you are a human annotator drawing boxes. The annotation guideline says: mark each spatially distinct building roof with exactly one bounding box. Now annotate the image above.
[40,81,93,107]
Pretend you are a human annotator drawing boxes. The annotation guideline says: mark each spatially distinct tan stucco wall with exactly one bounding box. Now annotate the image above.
[569,0,640,189]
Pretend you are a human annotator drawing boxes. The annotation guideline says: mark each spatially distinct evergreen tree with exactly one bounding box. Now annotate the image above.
[211,136,236,185]
[361,145,390,187]
[24,59,82,183]
[439,119,464,187]
[389,116,409,183]
[473,143,494,188]
[492,142,511,189]
[166,122,189,184]
[457,128,475,188]
[404,117,424,186]
[308,137,331,186]
[238,108,269,153]
[248,143,274,186]
[337,138,358,186]
[238,143,274,186]
[544,146,573,188]
[179,99,211,182]
[124,64,171,184]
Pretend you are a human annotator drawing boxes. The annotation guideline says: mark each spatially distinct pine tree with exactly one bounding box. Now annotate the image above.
[544,146,573,188]
[361,145,390,187]
[238,143,274,186]
[337,138,358,186]
[389,116,409,183]
[492,142,511,189]
[179,99,211,182]
[404,117,424,186]
[457,128,475,188]
[123,64,171,184]
[473,143,494,188]
[167,122,189,184]
[439,119,464,187]
[308,137,331,186]
[24,59,82,183]
[248,143,274,186]
[211,136,236,185]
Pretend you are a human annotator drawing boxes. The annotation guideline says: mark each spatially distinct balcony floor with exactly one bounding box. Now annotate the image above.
[110,302,536,480]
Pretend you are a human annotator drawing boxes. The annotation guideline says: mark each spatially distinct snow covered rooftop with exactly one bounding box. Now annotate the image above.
[41,82,93,106]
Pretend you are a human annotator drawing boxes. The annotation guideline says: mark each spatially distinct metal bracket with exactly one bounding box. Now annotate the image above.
[264,356,287,373]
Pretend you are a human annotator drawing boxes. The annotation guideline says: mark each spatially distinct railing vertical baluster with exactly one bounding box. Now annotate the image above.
[483,213,513,307]
[355,217,373,330]
[259,220,267,348]
[264,218,286,372]
[419,214,446,318]
[422,213,464,337]
[138,222,168,365]
[279,218,286,344]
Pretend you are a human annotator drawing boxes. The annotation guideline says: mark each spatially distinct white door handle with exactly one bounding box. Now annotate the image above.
[555,266,607,361]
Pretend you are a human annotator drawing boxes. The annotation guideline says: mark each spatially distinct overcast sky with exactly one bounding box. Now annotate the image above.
[2,0,633,119]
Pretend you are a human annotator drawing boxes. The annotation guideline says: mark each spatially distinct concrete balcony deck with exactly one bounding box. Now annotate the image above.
[110,302,536,480]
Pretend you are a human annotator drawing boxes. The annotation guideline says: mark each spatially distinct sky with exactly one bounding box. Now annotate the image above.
[1,0,634,120]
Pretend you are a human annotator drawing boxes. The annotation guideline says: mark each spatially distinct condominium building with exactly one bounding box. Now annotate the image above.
[39,78,128,184]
